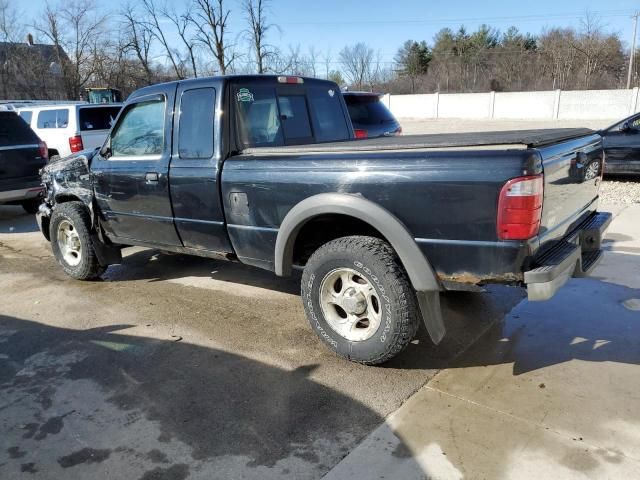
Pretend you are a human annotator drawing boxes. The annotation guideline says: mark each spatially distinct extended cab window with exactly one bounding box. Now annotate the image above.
[235,86,284,148]
[179,88,215,159]
[110,98,165,158]
[37,109,69,129]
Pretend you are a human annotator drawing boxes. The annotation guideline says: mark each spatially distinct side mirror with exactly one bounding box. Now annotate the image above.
[100,137,112,159]
[622,122,632,132]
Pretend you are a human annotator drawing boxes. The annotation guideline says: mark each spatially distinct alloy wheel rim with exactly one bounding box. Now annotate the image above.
[57,220,82,266]
[319,267,382,342]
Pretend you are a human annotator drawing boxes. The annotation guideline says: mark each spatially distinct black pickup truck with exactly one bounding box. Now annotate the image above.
[37,75,611,364]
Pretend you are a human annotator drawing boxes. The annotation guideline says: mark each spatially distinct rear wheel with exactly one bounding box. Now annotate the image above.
[301,236,420,365]
[21,198,41,214]
[50,202,105,280]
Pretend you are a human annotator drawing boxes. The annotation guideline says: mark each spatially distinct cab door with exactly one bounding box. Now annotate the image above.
[169,79,233,253]
[92,88,181,246]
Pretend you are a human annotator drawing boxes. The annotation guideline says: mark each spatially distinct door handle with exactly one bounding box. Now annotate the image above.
[145,172,159,183]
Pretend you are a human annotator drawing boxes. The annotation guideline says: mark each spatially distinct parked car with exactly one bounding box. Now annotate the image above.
[17,103,122,160]
[600,113,640,175]
[0,111,48,213]
[343,91,402,138]
[37,75,610,365]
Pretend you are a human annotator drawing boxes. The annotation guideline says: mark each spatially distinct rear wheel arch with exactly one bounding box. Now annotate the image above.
[275,193,440,293]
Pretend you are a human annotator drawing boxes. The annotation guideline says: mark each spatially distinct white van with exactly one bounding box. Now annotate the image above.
[17,103,122,159]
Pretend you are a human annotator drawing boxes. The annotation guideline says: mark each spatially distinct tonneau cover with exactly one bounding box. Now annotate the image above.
[242,128,596,155]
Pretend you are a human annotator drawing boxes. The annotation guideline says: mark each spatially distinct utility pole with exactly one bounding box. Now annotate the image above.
[627,11,639,89]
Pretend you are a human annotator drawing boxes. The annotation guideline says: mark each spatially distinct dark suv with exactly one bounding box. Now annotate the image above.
[343,92,402,138]
[0,112,48,213]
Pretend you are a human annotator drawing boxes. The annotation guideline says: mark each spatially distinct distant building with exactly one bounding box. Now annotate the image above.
[0,34,70,100]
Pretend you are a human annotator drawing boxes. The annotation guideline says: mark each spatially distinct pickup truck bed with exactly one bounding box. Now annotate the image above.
[242,129,597,153]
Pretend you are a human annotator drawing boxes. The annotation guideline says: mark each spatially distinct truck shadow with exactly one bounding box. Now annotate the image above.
[0,206,39,234]
[0,315,389,478]
[103,248,301,296]
[450,276,640,376]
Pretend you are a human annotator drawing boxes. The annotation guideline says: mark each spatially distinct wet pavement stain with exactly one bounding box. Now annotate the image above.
[58,448,112,468]
[7,446,26,459]
[146,450,170,464]
[21,423,39,439]
[138,464,189,480]
[20,462,37,473]
[34,411,75,440]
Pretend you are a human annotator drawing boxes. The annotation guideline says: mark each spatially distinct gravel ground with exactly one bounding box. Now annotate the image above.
[601,177,640,205]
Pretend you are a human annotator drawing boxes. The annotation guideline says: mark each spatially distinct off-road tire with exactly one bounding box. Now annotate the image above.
[50,202,105,280]
[301,235,420,365]
[21,198,41,214]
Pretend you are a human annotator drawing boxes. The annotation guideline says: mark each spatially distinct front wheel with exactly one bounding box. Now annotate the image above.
[301,236,420,365]
[50,202,105,280]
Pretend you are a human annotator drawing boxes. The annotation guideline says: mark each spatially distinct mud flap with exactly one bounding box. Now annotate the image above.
[416,290,446,345]
[90,233,122,267]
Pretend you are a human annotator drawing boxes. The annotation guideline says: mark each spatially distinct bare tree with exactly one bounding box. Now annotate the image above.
[141,0,184,79]
[339,43,374,89]
[160,3,198,78]
[121,4,154,84]
[322,48,332,79]
[242,0,276,73]
[35,0,107,99]
[191,0,238,74]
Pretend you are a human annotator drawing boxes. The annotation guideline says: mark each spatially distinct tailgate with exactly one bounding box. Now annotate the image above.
[537,133,603,249]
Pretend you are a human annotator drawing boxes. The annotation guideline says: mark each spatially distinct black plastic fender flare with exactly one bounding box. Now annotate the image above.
[274,193,446,344]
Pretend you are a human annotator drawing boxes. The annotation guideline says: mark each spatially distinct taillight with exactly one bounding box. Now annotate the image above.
[354,129,368,139]
[69,135,84,153]
[497,175,544,240]
[38,141,49,160]
[277,76,304,84]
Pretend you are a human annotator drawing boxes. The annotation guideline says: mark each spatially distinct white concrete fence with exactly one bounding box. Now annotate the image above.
[382,88,640,121]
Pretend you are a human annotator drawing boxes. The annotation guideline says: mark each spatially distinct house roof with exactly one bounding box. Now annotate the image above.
[0,41,69,65]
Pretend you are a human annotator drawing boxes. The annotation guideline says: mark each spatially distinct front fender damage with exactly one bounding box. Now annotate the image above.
[39,150,122,266]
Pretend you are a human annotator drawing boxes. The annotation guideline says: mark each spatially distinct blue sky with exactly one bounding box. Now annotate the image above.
[21,0,640,66]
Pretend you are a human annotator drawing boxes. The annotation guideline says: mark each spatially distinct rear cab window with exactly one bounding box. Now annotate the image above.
[37,109,69,129]
[79,106,121,131]
[233,80,350,149]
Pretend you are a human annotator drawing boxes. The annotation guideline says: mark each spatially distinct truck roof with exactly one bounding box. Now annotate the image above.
[130,74,338,99]
[242,128,597,154]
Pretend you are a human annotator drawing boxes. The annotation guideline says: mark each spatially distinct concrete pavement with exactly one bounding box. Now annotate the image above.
[325,204,640,479]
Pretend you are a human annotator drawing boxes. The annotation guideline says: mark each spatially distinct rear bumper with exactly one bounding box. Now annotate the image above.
[524,211,612,301]
[0,186,44,204]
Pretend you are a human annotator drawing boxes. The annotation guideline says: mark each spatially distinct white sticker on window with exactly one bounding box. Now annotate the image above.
[237,88,254,102]
[328,89,335,97]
